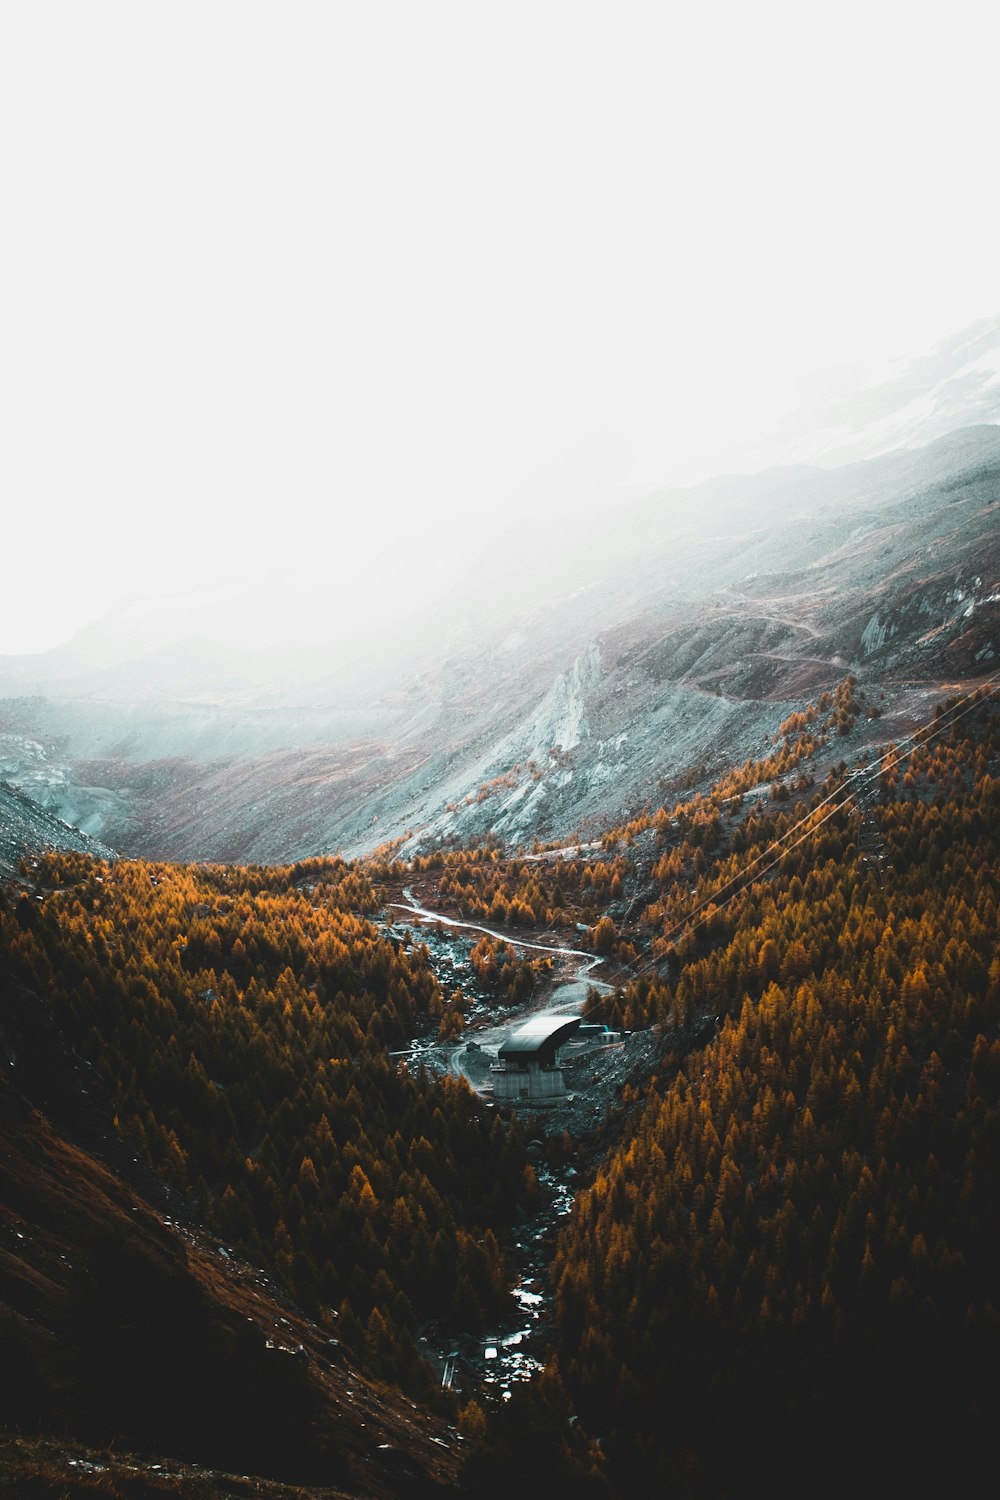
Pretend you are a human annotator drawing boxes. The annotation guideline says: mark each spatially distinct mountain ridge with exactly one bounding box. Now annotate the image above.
[0,423,997,868]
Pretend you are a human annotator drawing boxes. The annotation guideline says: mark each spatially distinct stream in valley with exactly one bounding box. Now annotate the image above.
[383,889,622,1399]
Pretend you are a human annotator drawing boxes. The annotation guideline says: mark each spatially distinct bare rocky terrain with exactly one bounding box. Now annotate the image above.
[1,425,998,867]
[0,780,114,879]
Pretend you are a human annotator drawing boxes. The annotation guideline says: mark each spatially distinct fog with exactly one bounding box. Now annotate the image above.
[2,3,998,659]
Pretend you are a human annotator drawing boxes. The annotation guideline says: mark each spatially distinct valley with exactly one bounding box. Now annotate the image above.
[2,418,1000,1497]
[3,665,999,1496]
[4,4,999,1485]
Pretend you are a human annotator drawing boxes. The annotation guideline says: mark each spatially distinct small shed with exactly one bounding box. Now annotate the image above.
[492,1014,581,1104]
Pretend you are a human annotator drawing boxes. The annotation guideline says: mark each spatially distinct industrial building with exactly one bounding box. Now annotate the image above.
[491,1013,582,1104]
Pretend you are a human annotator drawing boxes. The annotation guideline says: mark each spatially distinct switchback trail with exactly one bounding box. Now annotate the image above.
[390,887,603,969]
[386,887,615,1088]
[385,889,647,1402]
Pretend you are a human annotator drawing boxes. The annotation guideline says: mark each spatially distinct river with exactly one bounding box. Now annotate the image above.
[385,886,616,1397]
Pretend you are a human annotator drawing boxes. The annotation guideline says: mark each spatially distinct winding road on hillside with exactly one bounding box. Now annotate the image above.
[386,884,664,1398]
[390,887,598,963]
[388,886,613,1089]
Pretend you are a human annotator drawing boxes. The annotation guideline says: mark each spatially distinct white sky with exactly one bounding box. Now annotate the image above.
[1,1,998,655]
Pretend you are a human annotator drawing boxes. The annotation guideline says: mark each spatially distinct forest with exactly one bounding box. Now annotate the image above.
[1,685,998,1496]
[542,692,1000,1494]
[1,854,532,1407]
[385,687,1000,1493]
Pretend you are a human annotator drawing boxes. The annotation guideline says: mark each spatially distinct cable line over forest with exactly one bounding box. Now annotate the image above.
[649,674,1000,961]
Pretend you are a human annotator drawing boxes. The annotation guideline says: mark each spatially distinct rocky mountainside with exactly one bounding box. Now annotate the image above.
[0,780,114,879]
[1,425,997,866]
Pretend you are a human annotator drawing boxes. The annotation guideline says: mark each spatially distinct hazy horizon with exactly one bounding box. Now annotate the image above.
[3,4,999,656]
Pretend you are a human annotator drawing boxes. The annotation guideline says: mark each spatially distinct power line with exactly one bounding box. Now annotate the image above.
[650,675,999,960]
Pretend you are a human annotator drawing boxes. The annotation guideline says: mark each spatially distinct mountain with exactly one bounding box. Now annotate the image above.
[4,678,998,1497]
[0,959,464,1498]
[1,424,997,865]
[2,329,998,1498]
[733,312,1000,471]
[0,780,114,880]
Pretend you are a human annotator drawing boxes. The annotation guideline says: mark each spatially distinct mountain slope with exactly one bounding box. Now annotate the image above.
[389,687,1000,1497]
[0,425,997,864]
[0,968,460,1497]
[0,780,114,878]
[540,694,1000,1497]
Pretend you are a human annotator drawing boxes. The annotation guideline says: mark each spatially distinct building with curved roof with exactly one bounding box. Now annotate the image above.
[492,1013,581,1103]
